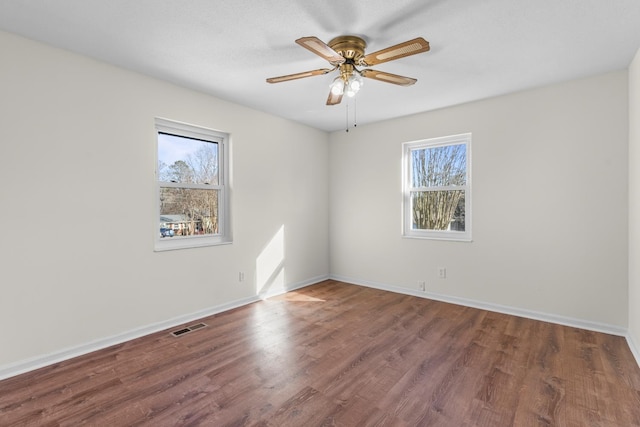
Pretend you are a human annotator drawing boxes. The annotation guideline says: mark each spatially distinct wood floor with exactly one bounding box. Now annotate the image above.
[1,280,640,426]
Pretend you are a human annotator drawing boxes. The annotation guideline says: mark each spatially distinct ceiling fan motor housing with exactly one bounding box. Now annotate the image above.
[328,35,367,87]
[328,35,366,62]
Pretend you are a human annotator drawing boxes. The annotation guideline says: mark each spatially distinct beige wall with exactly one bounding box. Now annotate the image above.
[629,48,640,357]
[0,31,330,371]
[329,71,629,329]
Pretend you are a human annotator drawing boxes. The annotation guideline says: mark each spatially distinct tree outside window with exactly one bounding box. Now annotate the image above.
[155,118,231,251]
[403,134,471,241]
[158,134,219,236]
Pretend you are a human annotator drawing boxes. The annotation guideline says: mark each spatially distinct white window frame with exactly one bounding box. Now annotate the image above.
[402,133,472,241]
[154,118,231,251]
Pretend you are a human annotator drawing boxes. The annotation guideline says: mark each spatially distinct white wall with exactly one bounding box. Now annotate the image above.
[629,48,640,358]
[330,71,629,329]
[0,27,635,376]
[0,31,329,371]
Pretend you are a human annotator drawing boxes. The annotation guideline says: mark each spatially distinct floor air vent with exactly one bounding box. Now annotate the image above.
[171,323,208,337]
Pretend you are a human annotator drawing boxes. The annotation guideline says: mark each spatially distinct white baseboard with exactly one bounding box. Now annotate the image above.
[330,274,628,337]
[0,275,328,382]
[3,274,634,381]
[259,274,329,300]
[627,332,640,368]
[0,295,261,381]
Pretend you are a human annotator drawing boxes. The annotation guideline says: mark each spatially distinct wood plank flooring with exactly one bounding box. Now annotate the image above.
[1,280,640,426]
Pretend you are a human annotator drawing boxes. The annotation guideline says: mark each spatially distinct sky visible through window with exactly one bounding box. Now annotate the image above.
[158,133,211,167]
[158,132,219,185]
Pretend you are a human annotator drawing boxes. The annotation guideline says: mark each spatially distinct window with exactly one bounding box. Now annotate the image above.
[403,133,471,241]
[155,118,231,251]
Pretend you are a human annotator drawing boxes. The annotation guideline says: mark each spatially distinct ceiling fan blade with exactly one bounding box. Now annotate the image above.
[266,68,333,83]
[360,37,430,66]
[296,36,346,65]
[326,89,343,105]
[360,69,417,86]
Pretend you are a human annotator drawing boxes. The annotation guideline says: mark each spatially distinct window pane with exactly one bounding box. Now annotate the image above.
[411,190,465,231]
[411,144,466,187]
[159,187,219,236]
[158,133,219,185]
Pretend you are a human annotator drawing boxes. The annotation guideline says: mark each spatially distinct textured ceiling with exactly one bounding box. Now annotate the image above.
[1,0,640,132]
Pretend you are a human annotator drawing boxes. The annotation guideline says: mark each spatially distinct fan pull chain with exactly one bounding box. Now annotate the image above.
[345,99,358,133]
[354,98,357,128]
[345,103,349,132]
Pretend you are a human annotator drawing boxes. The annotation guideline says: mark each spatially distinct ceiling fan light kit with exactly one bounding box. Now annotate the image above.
[267,35,430,106]
[330,77,345,96]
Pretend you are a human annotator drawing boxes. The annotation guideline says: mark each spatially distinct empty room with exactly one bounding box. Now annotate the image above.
[1,1,640,425]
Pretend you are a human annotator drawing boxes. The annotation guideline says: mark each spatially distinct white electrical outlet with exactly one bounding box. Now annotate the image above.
[418,281,426,291]
[438,267,447,279]
[239,272,245,282]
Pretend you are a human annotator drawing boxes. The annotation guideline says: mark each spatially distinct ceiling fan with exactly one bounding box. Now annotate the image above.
[266,35,430,105]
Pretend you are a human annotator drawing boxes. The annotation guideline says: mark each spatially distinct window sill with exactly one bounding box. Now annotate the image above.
[154,235,232,251]
[402,232,472,242]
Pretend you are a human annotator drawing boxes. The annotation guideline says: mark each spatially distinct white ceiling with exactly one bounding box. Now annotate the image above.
[1,0,640,132]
